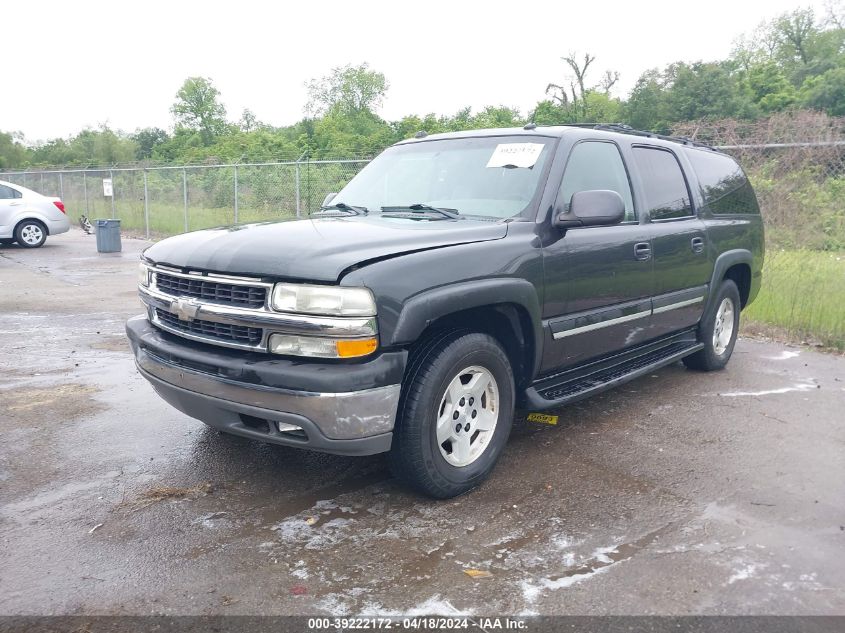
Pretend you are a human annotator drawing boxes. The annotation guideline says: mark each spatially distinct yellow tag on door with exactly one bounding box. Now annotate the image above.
[526,413,558,425]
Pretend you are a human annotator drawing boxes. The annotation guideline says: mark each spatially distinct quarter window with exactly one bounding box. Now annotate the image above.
[558,141,635,222]
[632,147,693,221]
[0,184,19,200]
[686,149,759,215]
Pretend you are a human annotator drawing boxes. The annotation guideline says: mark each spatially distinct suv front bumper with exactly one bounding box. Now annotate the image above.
[126,315,406,456]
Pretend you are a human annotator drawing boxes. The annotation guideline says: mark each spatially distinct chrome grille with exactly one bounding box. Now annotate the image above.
[155,308,263,346]
[155,272,266,309]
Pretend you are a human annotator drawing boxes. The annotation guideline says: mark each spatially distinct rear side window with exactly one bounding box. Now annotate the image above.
[632,147,693,221]
[686,150,760,215]
[0,184,20,199]
[558,141,635,221]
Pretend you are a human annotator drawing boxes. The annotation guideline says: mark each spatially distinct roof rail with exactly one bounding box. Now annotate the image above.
[556,123,717,151]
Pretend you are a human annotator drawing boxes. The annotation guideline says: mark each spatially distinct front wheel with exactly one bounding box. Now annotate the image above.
[683,279,741,371]
[389,331,515,499]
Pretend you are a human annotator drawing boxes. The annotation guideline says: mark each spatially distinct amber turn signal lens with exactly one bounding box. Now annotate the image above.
[335,338,378,358]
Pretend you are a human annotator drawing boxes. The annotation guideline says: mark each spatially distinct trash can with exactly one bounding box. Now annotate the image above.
[95,219,122,253]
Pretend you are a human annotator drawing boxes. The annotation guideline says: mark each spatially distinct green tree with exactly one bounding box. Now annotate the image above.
[470,106,524,128]
[132,127,170,160]
[305,63,388,117]
[239,109,262,133]
[625,69,671,130]
[170,77,228,144]
[800,66,845,115]
[745,62,797,112]
[0,131,30,169]
[664,62,753,122]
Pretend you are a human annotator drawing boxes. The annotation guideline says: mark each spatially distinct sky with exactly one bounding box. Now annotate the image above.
[1,0,833,142]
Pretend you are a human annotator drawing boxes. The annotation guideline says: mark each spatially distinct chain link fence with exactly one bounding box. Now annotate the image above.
[0,159,370,238]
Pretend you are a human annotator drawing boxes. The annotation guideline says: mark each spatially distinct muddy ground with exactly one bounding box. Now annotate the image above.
[0,229,843,615]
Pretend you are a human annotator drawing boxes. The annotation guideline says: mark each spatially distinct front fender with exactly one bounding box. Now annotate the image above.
[389,277,544,375]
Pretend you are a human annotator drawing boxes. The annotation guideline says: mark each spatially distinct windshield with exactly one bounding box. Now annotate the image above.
[333,135,554,220]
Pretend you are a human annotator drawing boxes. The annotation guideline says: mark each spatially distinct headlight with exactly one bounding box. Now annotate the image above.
[138,262,149,287]
[268,334,378,359]
[270,284,376,316]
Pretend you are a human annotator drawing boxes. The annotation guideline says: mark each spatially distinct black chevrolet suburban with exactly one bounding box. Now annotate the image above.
[126,125,764,498]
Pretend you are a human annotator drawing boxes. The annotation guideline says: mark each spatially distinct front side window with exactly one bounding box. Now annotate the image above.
[558,141,635,221]
[332,135,554,220]
[632,147,694,221]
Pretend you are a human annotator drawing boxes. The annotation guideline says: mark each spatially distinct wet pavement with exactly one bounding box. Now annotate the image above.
[1,230,843,615]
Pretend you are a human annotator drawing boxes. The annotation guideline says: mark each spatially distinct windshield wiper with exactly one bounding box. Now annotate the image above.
[312,202,369,216]
[380,204,460,220]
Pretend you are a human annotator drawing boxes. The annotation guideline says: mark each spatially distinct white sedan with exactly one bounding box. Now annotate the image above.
[0,179,70,248]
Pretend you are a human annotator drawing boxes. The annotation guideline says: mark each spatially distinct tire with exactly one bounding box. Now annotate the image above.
[14,220,47,248]
[683,279,741,371]
[389,331,515,499]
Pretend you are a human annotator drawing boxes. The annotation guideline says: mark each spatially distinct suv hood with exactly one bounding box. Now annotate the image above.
[143,216,508,282]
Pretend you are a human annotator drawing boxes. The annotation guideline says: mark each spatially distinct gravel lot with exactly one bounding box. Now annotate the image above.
[1,229,843,616]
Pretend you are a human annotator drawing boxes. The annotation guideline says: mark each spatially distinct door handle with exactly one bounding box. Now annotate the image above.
[691,237,705,253]
[634,242,651,261]
[9,201,23,206]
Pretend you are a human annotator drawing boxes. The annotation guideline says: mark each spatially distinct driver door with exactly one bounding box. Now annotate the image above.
[541,140,654,371]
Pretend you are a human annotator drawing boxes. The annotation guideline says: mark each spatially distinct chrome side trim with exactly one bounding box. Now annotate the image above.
[553,309,651,340]
[652,296,704,314]
[136,349,400,440]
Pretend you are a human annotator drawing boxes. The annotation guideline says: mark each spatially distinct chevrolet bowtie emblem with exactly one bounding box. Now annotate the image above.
[172,298,200,321]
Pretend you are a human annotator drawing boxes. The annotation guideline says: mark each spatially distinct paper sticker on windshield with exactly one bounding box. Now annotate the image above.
[486,143,544,169]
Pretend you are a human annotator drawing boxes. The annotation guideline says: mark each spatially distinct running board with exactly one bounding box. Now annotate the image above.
[522,339,704,410]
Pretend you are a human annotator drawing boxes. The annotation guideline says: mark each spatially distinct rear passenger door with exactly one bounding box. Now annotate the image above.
[0,184,23,233]
[631,146,710,337]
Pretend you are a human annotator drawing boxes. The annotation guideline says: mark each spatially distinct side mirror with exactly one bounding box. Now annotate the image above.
[554,190,625,228]
[322,192,338,208]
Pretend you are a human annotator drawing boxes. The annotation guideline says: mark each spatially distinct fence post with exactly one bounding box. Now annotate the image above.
[233,165,239,224]
[143,169,150,239]
[295,151,307,218]
[109,169,116,219]
[182,168,188,232]
[295,162,301,218]
[59,172,64,201]
[83,172,89,217]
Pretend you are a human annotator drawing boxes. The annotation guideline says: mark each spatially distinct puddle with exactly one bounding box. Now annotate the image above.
[719,382,817,397]
[763,351,800,361]
[520,523,675,603]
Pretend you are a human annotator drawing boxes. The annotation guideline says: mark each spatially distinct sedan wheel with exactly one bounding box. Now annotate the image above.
[15,221,46,248]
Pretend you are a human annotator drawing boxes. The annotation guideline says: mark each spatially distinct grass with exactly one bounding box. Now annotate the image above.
[744,249,845,350]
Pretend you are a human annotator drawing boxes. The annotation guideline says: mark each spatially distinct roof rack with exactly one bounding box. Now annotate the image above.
[557,123,717,151]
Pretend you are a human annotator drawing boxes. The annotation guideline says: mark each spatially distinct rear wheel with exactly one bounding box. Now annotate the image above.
[389,331,515,498]
[683,279,741,371]
[14,220,47,248]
